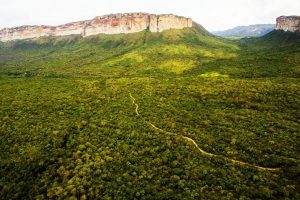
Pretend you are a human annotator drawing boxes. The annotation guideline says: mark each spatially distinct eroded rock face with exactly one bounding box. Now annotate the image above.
[0,13,192,42]
[158,14,193,32]
[275,16,300,32]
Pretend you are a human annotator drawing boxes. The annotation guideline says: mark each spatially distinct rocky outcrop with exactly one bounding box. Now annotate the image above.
[0,13,192,42]
[275,16,300,32]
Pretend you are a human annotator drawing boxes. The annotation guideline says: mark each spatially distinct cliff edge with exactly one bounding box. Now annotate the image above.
[275,16,300,32]
[0,13,193,42]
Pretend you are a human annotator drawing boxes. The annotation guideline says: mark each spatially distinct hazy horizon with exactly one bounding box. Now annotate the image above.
[1,0,299,31]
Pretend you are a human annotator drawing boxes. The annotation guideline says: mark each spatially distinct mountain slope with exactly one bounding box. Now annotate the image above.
[213,24,275,37]
[0,26,299,199]
[0,25,239,78]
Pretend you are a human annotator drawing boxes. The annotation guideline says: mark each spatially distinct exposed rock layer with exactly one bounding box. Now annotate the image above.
[0,13,192,42]
[275,16,300,32]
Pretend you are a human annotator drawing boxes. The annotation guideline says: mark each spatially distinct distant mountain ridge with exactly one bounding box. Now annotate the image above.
[213,24,275,37]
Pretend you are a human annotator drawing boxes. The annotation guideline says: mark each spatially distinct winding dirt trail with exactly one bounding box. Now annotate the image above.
[129,93,280,172]
[129,93,140,116]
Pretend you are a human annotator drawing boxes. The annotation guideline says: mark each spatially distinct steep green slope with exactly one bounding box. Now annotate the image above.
[0,27,299,199]
[0,25,238,78]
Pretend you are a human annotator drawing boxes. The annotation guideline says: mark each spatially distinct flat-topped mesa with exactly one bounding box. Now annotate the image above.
[275,16,300,32]
[0,13,193,42]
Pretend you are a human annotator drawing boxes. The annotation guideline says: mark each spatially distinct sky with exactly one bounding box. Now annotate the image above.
[0,0,299,31]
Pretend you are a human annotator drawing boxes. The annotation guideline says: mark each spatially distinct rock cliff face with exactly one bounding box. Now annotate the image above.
[275,16,300,32]
[0,13,192,42]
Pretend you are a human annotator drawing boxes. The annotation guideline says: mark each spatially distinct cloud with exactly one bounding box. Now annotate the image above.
[0,0,299,31]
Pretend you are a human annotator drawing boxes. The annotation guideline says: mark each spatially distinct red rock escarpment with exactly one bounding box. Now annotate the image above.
[0,13,193,42]
[275,16,300,32]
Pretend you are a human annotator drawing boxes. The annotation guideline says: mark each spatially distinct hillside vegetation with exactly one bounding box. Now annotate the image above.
[0,26,299,199]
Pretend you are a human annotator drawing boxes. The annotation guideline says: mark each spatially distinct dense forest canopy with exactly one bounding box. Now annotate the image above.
[0,26,299,199]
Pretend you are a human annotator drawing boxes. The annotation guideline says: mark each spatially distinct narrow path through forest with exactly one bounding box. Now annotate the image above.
[129,93,280,172]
